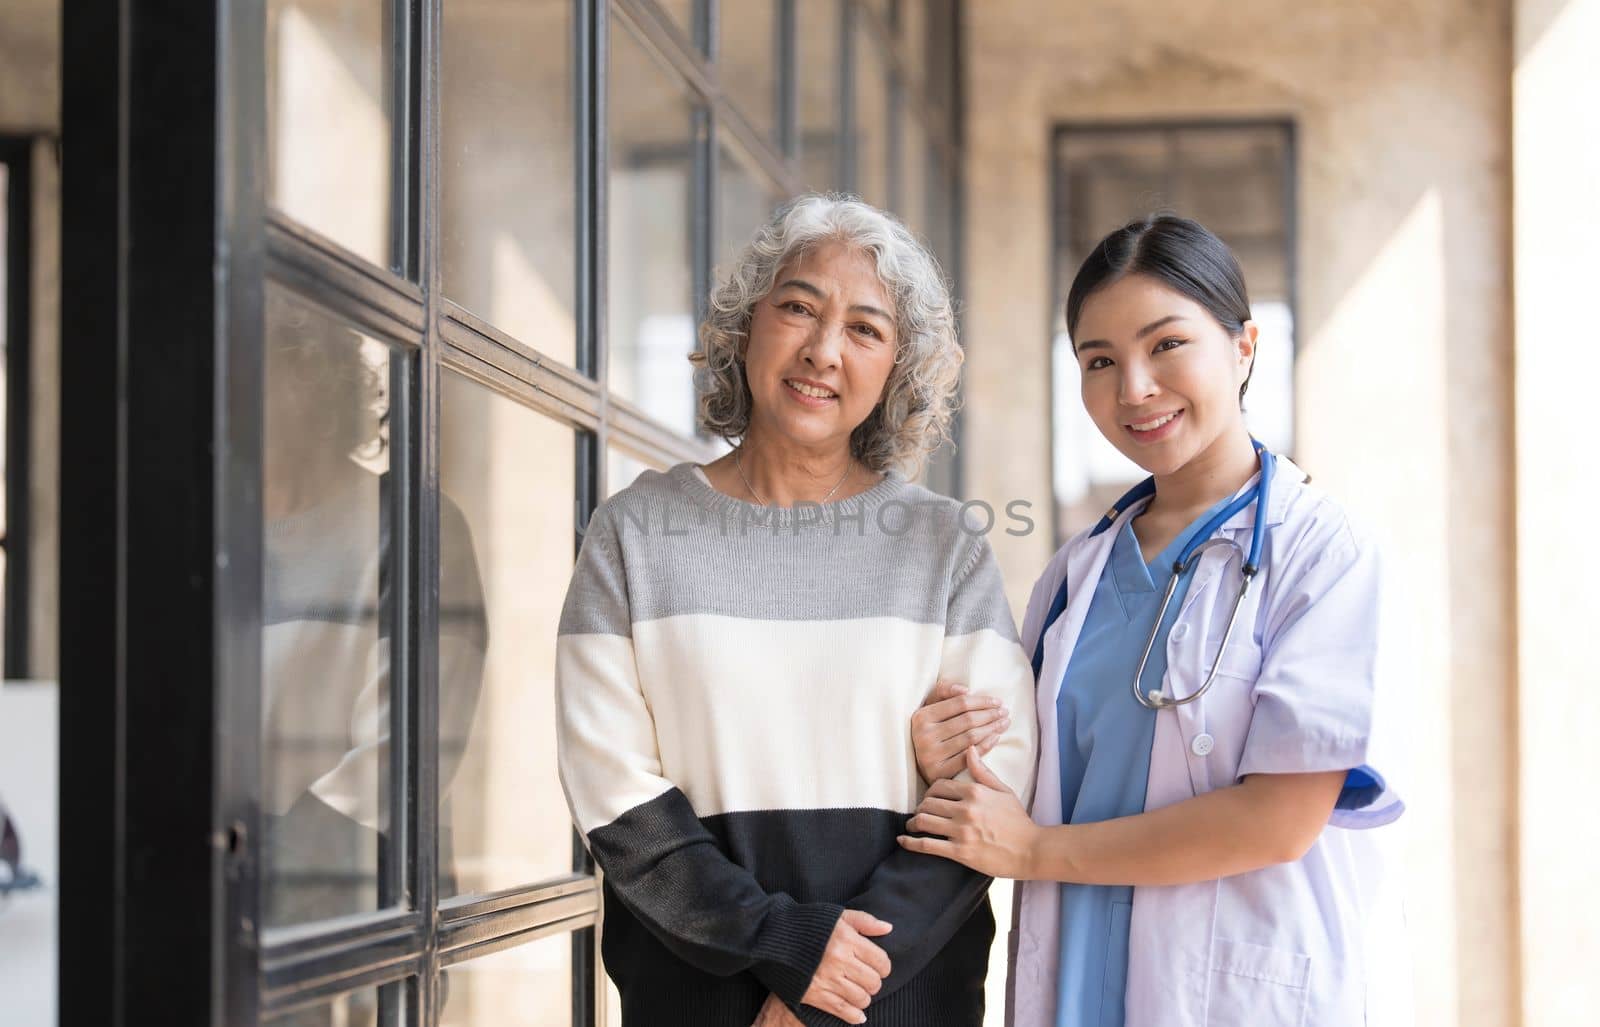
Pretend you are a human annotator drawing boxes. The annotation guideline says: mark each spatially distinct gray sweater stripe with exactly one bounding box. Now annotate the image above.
[557,463,1019,639]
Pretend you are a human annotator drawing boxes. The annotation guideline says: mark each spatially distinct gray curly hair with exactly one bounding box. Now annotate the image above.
[689,193,962,478]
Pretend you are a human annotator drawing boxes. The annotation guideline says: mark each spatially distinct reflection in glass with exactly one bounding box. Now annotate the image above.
[0,162,7,666]
[797,0,841,190]
[717,138,783,274]
[900,0,926,89]
[859,0,891,25]
[899,111,928,236]
[264,980,407,1027]
[608,22,698,437]
[653,0,698,47]
[719,0,778,142]
[261,287,399,927]
[266,0,393,268]
[924,147,955,266]
[439,932,573,1025]
[439,371,574,897]
[607,448,658,499]
[852,18,890,209]
[441,0,576,364]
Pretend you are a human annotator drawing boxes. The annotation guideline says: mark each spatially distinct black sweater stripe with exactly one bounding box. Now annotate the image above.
[592,793,995,1026]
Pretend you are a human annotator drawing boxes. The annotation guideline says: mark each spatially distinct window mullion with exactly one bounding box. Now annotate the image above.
[414,0,444,1021]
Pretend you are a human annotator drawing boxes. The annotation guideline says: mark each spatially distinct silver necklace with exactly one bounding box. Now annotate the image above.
[734,447,853,506]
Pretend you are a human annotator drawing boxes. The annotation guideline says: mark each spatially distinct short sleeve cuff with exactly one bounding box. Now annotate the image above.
[1330,763,1404,829]
[1238,744,1404,830]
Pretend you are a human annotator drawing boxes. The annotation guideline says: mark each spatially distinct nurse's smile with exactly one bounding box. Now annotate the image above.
[1123,408,1184,443]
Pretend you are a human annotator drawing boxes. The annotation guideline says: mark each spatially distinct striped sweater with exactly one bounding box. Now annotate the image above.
[555,463,1038,1026]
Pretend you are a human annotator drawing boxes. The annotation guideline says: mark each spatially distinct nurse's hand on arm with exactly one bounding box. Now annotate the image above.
[899,747,1346,885]
[909,679,1010,783]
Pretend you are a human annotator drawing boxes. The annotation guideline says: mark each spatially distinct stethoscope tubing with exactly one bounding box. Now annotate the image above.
[1027,441,1278,713]
[1131,442,1274,710]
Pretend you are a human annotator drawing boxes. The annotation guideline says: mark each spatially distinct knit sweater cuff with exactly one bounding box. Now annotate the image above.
[750,897,845,1005]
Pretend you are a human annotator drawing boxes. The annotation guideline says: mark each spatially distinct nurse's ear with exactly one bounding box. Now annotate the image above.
[1235,320,1260,404]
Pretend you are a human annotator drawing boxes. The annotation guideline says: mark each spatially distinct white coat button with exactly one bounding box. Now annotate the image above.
[1171,623,1189,642]
[1191,732,1215,757]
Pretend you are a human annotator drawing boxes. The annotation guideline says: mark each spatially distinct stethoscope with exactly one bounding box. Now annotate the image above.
[1030,440,1276,711]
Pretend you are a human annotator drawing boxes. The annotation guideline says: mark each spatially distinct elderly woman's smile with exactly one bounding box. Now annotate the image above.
[782,378,838,403]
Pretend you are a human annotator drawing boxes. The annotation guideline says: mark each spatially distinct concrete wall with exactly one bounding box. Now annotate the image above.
[0,0,56,134]
[963,2,1518,1023]
[1512,1,1599,1023]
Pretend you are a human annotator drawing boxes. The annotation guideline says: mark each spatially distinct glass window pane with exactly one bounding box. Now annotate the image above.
[266,0,394,269]
[1172,127,1288,241]
[900,0,926,88]
[797,0,841,190]
[719,0,778,143]
[262,286,400,928]
[608,22,698,437]
[924,0,957,121]
[925,145,954,266]
[439,932,575,1025]
[0,677,54,1026]
[653,0,699,48]
[717,136,784,272]
[859,0,890,25]
[441,0,576,364]
[438,372,574,897]
[0,160,8,666]
[264,980,408,1027]
[607,447,662,498]
[852,19,890,208]
[898,108,928,235]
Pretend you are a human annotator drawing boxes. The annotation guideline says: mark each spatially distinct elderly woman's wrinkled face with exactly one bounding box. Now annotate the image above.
[743,241,899,454]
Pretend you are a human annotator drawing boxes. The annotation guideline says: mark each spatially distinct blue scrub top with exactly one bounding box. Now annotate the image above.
[1053,494,1234,1027]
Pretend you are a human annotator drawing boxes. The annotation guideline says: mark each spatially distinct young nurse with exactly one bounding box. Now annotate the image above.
[898,215,1404,1026]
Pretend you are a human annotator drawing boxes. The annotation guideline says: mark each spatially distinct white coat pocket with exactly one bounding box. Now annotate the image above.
[1207,937,1311,1026]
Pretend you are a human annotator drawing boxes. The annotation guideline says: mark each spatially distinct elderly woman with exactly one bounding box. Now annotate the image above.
[555,194,1037,1027]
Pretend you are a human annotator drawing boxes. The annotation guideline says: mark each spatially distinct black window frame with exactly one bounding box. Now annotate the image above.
[0,135,33,679]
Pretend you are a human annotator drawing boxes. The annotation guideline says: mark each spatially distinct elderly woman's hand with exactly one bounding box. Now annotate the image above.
[751,993,806,1027]
[899,747,1039,880]
[801,909,893,1024]
[910,680,1011,783]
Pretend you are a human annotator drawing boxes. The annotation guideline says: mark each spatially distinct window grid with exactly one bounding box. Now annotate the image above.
[251,1,965,1023]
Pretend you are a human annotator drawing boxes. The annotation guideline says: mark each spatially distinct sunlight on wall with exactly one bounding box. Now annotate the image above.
[1301,187,1449,1024]
[1513,1,1600,1022]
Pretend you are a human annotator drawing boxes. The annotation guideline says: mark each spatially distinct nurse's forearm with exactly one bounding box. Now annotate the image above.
[1026,770,1346,886]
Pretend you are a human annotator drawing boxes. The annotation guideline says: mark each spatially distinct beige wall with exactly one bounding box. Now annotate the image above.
[1512,1,1599,1024]
[2,0,60,682]
[963,1,1519,1023]
[0,0,56,134]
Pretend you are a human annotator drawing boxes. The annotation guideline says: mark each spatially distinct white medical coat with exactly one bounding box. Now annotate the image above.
[1006,459,1405,1027]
